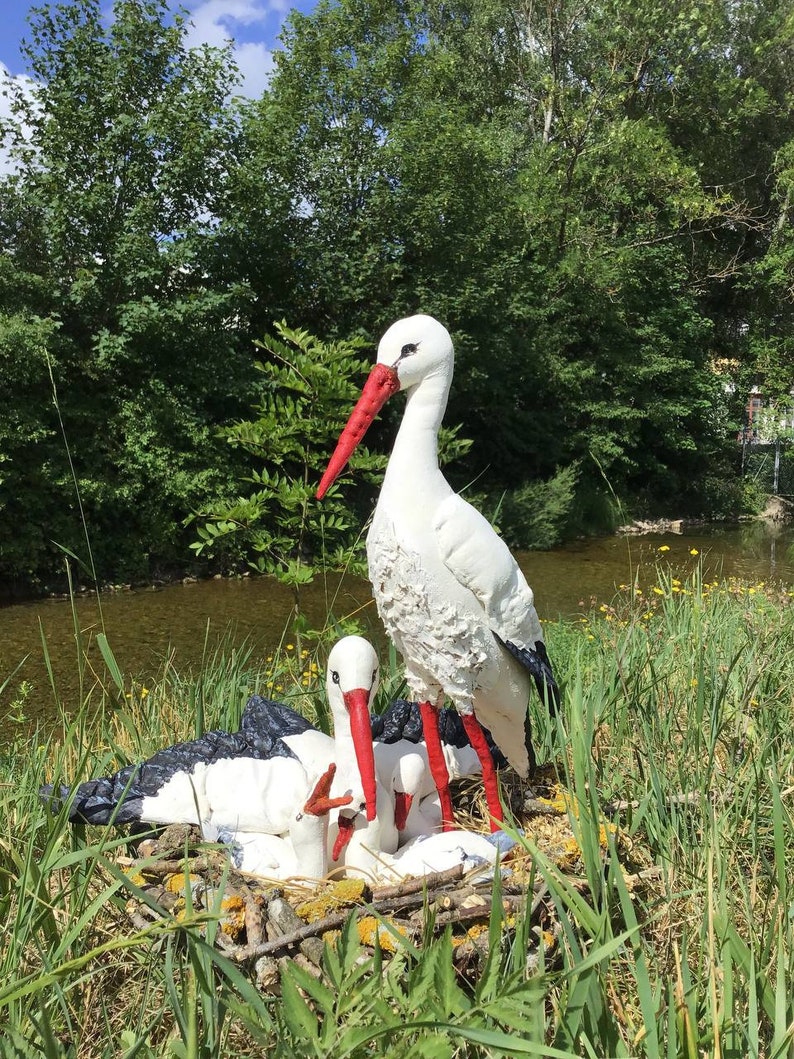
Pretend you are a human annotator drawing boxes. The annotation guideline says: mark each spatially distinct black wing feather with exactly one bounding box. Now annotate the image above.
[495,633,560,715]
[371,699,508,768]
[41,695,313,826]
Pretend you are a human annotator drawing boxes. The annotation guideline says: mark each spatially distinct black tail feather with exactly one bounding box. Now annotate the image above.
[39,772,145,825]
[495,633,561,716]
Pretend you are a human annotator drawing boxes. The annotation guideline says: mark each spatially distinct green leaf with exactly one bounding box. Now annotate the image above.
[96,633,125,694]
[280,965,319,1044]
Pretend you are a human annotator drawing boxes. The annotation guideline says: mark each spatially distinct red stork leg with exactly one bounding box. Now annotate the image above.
[460,713,504,832]
[419,700,456,831]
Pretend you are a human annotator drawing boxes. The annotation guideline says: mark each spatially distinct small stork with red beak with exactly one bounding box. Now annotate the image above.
[317,314,559,831]
[44,635,381,844]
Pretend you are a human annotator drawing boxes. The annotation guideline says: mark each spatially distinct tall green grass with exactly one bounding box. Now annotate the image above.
[1,570,793,1056]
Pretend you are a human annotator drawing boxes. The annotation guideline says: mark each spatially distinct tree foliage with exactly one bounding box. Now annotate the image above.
[0,0,252,584]
[189,322,388,592]
[238,0,782,520]
[1,0,793,587]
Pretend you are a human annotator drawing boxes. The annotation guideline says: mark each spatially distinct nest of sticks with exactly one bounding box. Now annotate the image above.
[118,767,659,991]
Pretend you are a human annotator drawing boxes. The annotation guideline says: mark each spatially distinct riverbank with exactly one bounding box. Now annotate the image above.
[3,522,794,735]
[3,574,793,1053]
[1,501,782,608]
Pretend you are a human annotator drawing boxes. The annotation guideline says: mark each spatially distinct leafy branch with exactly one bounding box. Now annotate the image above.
[187,321,387,631]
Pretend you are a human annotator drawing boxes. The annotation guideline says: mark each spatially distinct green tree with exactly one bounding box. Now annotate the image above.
[747,136,794,402]
[0,0,251,584]
[0,256,70,586]
[239,0,757,532]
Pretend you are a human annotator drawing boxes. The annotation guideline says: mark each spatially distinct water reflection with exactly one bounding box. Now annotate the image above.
[1,524,792,734]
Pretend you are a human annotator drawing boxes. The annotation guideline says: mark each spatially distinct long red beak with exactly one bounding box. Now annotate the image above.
[316,362,400,499]
[394,791,413,831]
[304,763,354,817]
[344,687,377,822]
[332,813,356,862]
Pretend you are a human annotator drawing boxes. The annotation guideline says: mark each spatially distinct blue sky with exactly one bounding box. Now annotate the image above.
[0,0,318,97]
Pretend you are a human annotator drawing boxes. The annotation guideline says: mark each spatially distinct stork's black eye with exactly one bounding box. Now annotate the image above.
[400,342,418,357]
[372,669,378,685]
[331,670,340,684]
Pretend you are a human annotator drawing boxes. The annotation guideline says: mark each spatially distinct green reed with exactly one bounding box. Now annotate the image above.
[1,568,794,1055]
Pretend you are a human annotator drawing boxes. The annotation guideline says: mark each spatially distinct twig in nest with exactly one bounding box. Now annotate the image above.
[621,866,663,888]
[370,864,464,900]
[133,855,224,878]
[237,908,354,961]
[432,893,530,931]
[523,798,564,816]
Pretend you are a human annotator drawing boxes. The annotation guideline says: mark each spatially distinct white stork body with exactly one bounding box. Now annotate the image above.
[373,829,503,882]
[317,315,558,828]
[216,763,353,880]
[47,636,380,852]
[368,505,539,776]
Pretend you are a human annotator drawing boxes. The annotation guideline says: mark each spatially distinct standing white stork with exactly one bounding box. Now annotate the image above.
[317,314,559,830]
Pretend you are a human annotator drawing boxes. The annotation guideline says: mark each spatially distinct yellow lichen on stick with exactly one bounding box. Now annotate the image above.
[219,895,246,939]
[295,879,367,922]
[356,915,406,952]
[537,784,571,815]
[164,872,201,894]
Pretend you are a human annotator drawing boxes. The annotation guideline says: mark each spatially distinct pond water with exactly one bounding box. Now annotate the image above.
[2,521,793,735]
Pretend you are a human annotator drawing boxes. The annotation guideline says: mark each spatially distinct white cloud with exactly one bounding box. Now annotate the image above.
[0,62,38,176]
[231,40,275,99]
[183,0,285,97]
